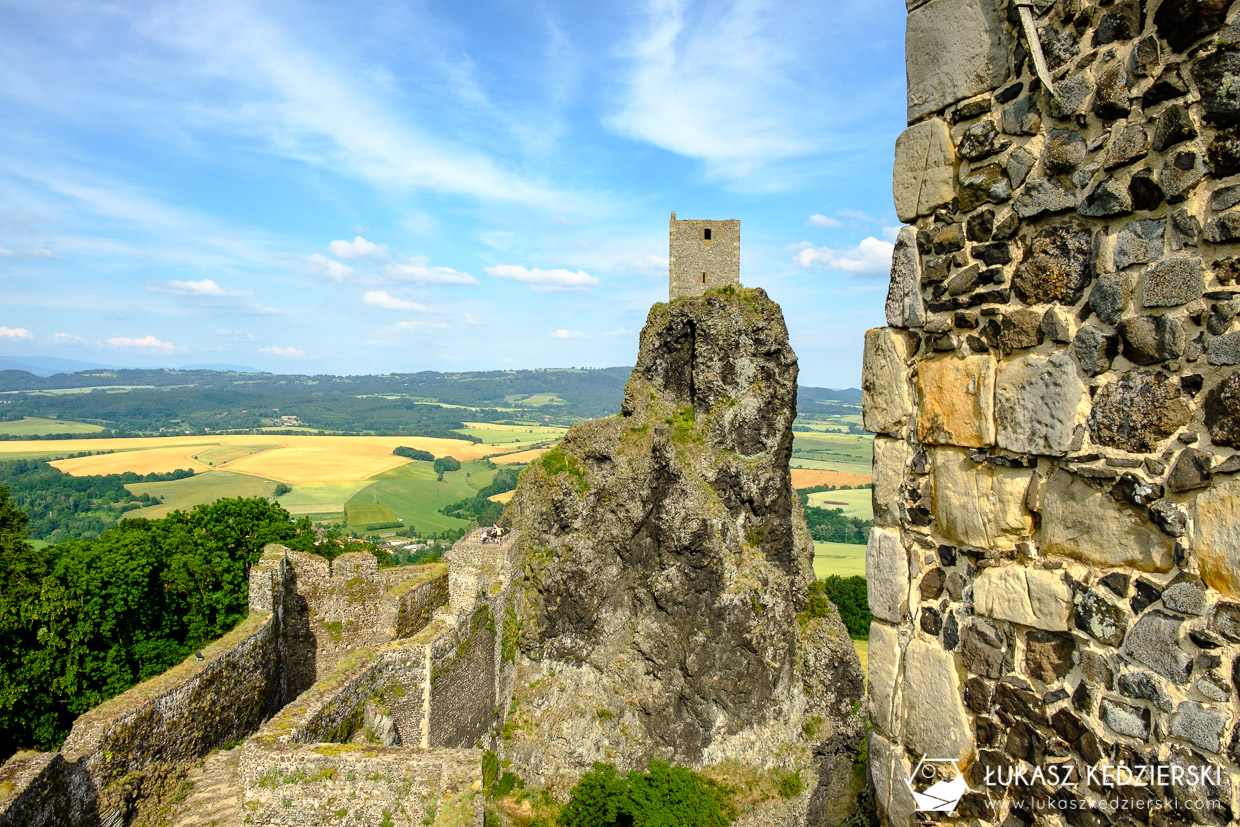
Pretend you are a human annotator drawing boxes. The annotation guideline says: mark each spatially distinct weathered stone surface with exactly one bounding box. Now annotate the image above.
[1205,372,1240,447]
[1093,61,1130,120]
[1024,630,1075,684]
[1149,500,1188,537]
[868,732,916,827]
[1151,104,1198,152]
[1013,177,1078,218]
[1196,477,1240,599]
[1194,50,1240,126]
[1142,257,1203,307]
[1006,145,1036,188]
[1170,702,1226,753]
[1073,325,1118,376]
[1117,315,1186,365]
[957,119,1004,160]
[957,163,1010,212]
[1002,95,1040,135]
[996,308,1042,353]
[905,0,1010,121]
[1167,447,1212,493]
[1041,307,1073,343]
[916,355,996,447]
[872,437,911,528]
[1014,224,1093,304]
[885,226,924,329]
[893,119,957,222]
[867,622,901,734]
[1163,578,1208,615]
[863,327,913,436]
[974,566,1072,631]
[1113,219,1166,270]
[1209,129,1240,176]
[1075,589,1129,646]
[961,618,1004,678]
[1103,122,1150,169]
[1170,207,1202,249]
[1161,151,1207,204]
[1041,470,1176,572]
[1044,129,1087,173]
[1079,178,1133,218]
[1050,74,1092,120]
[994,351,1087,456]
[1089,370,1192,452]
[1124,611,1191,684]
[1119,671,1174,713]
[1204,210,1240,243]
[900,638,975,760]
[1089,271,1133,325]
[932,447,1032,550]
[1129,169,1166,211]
[1207,332,1240,365]
[1094,0,1142,46]
[1214,185,1240,212]
[867,527,910,623]
[1100,698,1151,738]
[1155,0,1231,52]
[1111,473,1163,506]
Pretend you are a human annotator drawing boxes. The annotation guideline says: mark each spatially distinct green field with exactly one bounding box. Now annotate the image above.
[0,416,105,436]
[790,430,873,474]
[126,470,280,519]
[456,422,567,447]
[343,460,498,536]
[503,393,566,407]
[277,481,375,516]
[345,502,399,527]
[813,540,866,579]
[806,488,873,519]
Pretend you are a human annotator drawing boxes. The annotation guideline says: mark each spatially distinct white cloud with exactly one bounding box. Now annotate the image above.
[363,290,430,312]
[393,320,451,331]
[386,259,477,285]
[837,208,877,223]
[258,345,305,358]
[0,326,34,340]
[809,214,842,228]
[52,332,86,345]
[790,237,894,278]
[303,253,357,282]
[107,335,180,352]
[551,329,585,339]
[328,236,389,259]
[216,328,257,342]
[486,264,599,293]
[604,327,634,336]
[150,278,252,297]
[0,248,14,258]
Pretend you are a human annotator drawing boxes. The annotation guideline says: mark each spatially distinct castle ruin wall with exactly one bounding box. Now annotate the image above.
[866,1,1240,824]
[669,212,741,300]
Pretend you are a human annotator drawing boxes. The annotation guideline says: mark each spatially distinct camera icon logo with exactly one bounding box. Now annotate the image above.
[904,757,969,813]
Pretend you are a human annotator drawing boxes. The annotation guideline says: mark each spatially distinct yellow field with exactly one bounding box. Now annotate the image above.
[488,490,516,504]
[6,434,496,481]
[790,469,871,489]
[491,447,550,465]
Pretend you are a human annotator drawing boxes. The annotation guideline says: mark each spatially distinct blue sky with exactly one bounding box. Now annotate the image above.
[0,0,908,388]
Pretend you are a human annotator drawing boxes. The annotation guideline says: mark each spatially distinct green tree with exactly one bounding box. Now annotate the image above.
[559,762,728,827]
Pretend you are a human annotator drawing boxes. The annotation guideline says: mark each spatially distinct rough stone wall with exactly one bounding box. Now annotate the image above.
[867,1,1240,824]
[669,211,741,300]
[0,752,72,827]
[428,606,500,749]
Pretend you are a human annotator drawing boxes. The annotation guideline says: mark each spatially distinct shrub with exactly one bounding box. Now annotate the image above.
[558,761,728,827]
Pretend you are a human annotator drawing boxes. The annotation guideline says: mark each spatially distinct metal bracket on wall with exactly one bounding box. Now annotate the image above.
[1014,0,1056,95]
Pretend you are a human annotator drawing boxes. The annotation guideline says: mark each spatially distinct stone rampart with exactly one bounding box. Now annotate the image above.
[868,1,1240,824]
[0,752,72,827]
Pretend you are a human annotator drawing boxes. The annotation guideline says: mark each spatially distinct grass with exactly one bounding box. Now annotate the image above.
[276,480,374,515]
[456,422,567,446]
[790,431,872,475]
[806,488,873,520]
[344,461,497,535]
[345,502,399,527]
[502,393,566,407]
[191,443,277,466]
[0,416,104,435]
[491,447,551,465]
[126,470,280,519]
[813,541,866,579]
[853,639,868,673]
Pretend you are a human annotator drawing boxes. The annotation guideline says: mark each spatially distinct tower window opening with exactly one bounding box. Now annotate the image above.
[701,272,707,284]
[704,228,712,240]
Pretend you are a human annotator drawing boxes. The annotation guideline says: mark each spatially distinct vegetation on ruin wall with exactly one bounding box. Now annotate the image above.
[0,490,318,759]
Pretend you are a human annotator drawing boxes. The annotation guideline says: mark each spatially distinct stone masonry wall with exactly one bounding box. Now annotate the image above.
[866,1,1240,824]
[669,211,741,300]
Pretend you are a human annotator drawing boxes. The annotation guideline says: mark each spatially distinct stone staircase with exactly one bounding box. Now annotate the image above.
[167,748,243,827]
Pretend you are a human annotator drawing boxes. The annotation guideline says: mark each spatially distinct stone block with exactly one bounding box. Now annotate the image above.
[885,226,924,328]
[1125,610,1191,684]
[866,527,910,623]
[905,0,1010,122]
[872,437,911,528]
[932,447,1033,550]
[900,638,975,760]
[868,732,916,827]
[862,327,914,436]
[916,355,996,447]
[1207,332,1240,366]
[1142,257,1203,307]
[995,351,1088,456]
[1196,476,1240,599]
[893,119,957,221]
[1113,219,1166,271]
[1014,224,1092,304]
[1205,373,1240,448]
[974,566,1073,631]
[867,621,902,735]
[1170,702,1226,753]
[1100,698,1151,738]
[1088,370,1192,453]
[1040,470,1175,572]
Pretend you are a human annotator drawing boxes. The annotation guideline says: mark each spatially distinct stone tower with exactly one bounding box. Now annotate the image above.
[865,1,1240,825]
[668,211,740,300]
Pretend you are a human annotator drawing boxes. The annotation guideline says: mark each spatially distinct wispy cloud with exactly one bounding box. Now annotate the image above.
[107,335,181,353]
[329,236,389,259]
[809,214,842,228]
[258,345,305,358]
[149,278,252,297]
[551,329,586,339]
[363,290,430,312]
[0,247,15,258]
[789,237,894,278]
[216,329,257,342]
[0,326,34,340]
[303,253,357,283]
[386,259,477,285]
[393,320,450,331]
[53,332,87,345]
[486,264,599,293]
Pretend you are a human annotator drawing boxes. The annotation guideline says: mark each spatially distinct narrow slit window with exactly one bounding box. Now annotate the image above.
[700,272,707,284]
[703,228,712,240]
